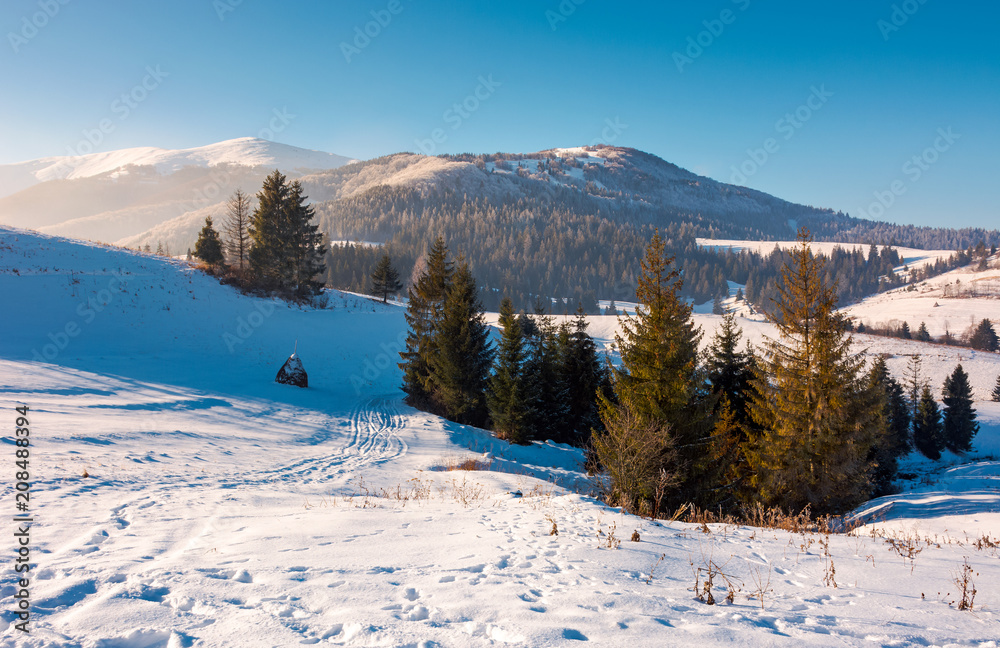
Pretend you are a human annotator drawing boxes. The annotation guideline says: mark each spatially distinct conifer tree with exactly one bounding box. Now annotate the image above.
[370,252,402,303]
[249,170,292,288]
[597,230,710,511]
[992,374,1000,402]
[522,310,570,442]
[224,188,252,272]
[487,297,532,444]
[942,364,978,454]
[704,313,760,505]
[867,356,911,495]
[194,217,225,267]
[427,261,494,426]
[916,321,931,342]
[559,306,609,446]
[285,180,327,297]
[749,228,882,513]
[913,386,945,460]
[399,238,453,408]
[968,319,999,351]
[604,300,618,316]
[905,355,925,419]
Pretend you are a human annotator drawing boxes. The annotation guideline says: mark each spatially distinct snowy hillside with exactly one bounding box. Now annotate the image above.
[0,138,356,198]
[3,227,1000,646]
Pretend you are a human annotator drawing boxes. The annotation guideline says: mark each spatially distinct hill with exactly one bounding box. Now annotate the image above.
[2,226,999,646]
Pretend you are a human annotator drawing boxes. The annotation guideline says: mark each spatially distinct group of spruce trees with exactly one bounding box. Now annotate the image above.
[591,228,986,517]
[398,238,609,447]
[905,359,981,461]
[193,170,327,299]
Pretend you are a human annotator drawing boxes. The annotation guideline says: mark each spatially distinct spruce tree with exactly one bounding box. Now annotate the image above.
[248,170,292,289]
[597,230,710,511]
[559,306,609,447]
[968,319,999,352]
[604,300,618,316]
[399,238,453,408]
[487,297,532,444]
[427,261,494,426]
[905,355,925,419]
[704,313,760,506]
[913,386,945,460]
[285,180,327,297]
[522,310,570,442]
[916,321,931,342]
[194,216,225,267]
[749,228,882,514]
[370,252,402,303]
[942,364,978,454]
[991,374,1000,402]
[867,356,911,495]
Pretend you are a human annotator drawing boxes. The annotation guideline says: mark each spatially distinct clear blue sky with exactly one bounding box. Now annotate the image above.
[2,0,997,229]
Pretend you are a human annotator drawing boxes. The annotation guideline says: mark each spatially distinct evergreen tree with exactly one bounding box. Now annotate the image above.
[370,252,402,303]
[749,228,882,514]
[427,261,494,426]
[942,364,978,454]
[285,180,327,297]
[194,217,225,267]
[597,230,710,511]
[558,306,609,446]
[916,321,931,342]
[704,313,760,506]
[249,170,292,288]
[712,294,725,315]
[522,311,571,442]
[992,374,1000,402]
[867,356,911,495]
[913,386,945,460]
[487,297,532,444]
[224,188,252,272]
[604,300,618,316]
[399,238,453,408]
[898,321,911,339]
[968,319,999,351]
[905,355,925,419]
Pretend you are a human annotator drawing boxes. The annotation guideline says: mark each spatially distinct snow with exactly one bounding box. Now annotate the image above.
[0,138,356,195]
[696,238,957,274]
[3,226,1000,646]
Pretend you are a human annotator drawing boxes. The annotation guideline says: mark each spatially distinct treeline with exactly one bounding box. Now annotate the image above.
[856,317,999,352]
[317,185,963,314]
[398,238,609,448]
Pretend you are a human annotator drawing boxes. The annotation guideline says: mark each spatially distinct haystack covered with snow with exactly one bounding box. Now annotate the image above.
[275,353,308,387]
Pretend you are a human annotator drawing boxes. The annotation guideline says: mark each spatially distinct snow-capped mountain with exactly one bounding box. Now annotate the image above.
[0,137,356,198]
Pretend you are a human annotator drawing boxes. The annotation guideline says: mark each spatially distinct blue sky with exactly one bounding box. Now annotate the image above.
[2,0,997,229]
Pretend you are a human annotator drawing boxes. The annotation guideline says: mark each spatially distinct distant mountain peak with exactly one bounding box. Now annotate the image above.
[0,138,357,198]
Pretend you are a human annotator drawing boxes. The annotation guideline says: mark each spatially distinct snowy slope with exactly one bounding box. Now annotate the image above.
[0,138,356,197]
[3,227,1000,647]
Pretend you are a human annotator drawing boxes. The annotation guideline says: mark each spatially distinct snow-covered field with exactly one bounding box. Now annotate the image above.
[3,227,1000,646]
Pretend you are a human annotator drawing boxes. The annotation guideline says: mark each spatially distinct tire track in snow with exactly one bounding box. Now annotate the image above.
[250,396,407,485]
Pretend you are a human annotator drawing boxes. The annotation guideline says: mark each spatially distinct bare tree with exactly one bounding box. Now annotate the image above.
[224,188,252,272]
